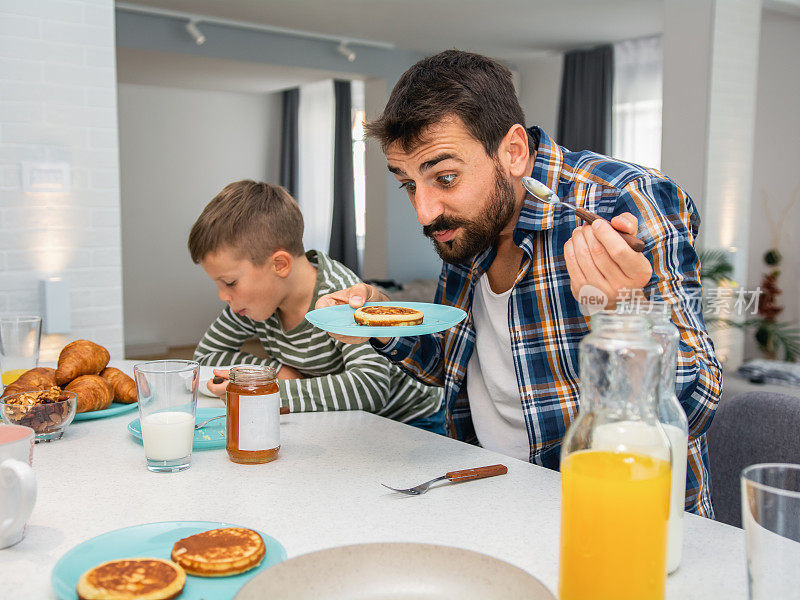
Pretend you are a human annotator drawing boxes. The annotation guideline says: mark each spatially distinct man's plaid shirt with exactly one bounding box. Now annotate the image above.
[374,127,722,517]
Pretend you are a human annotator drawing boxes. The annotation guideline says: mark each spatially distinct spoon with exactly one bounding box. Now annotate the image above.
[194,406,290,430]
[522,176,645,252]
[195,414,225,430]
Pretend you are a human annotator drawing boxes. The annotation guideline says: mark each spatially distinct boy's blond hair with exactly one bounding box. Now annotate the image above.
[188,180,304,265]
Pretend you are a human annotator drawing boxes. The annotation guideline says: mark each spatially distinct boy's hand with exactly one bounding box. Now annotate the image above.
[209,365,302,397]
[277,364,303,380]
[315,283,391,345]
[207,368,230,400]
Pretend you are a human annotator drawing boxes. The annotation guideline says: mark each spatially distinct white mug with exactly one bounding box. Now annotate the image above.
[0,424,37,549]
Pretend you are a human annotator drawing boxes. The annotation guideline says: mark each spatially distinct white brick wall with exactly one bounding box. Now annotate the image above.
[702,0,762,370]
[662,0,764,371]
[703,0,762,285]
[0,0,124,361]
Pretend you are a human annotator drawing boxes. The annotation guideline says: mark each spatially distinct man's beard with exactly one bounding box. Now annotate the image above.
[422,167,517,265]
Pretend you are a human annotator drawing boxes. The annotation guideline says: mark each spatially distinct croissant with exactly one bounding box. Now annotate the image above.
[1,367,57,399]
[66,375,113,413]
[55,340,110,386]
[100,367,137,404]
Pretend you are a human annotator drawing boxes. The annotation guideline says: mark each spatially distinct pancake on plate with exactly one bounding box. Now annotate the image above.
[76,557,186,600]
[354,306,423,326]
[171,527,266,577]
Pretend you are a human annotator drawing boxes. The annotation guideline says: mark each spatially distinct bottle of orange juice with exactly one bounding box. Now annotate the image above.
[559,311,671,600]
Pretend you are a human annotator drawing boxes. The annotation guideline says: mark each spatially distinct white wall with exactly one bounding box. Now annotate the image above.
[116,10,433,285]
[661,0,714,210]
[117,84,281,353]
[517,54,564,136]
[661,0,764,370]
[701,0,762,283]
[746,9,800,356]
[363,77,388,280]
[0,0,124,361]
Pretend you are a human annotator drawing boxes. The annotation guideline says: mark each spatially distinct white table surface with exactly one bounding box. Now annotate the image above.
[1,361,747,599]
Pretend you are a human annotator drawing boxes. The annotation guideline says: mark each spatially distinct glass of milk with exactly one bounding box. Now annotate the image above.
[133,360,199,473]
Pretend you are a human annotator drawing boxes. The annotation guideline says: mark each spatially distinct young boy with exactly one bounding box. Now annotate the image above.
[187,180,444,433]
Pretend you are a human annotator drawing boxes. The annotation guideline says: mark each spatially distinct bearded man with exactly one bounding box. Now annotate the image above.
[317,50,721,517]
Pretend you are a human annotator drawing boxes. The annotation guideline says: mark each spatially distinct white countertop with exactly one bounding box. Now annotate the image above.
[1,362,747,599]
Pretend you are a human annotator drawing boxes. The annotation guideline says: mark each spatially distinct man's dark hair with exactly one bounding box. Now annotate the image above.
[365,49,528,157]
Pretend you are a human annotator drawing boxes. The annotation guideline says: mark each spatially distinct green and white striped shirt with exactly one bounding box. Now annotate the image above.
[193,251,442,423]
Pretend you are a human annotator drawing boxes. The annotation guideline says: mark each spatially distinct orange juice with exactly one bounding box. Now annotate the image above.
[1,369,28,386]
[559,450,670,600]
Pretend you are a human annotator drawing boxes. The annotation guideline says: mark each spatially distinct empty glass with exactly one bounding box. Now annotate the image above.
[133,360,199,473]
[0,316,42,390]
[741,463,800,600]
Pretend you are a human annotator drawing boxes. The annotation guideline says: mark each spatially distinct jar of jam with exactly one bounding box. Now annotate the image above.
[226,365,280,464]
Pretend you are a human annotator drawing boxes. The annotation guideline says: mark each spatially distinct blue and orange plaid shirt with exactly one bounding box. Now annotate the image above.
[374,127,722,517]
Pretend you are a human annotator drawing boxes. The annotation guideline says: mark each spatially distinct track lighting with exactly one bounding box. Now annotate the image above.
[185,20,206,45]
[337,41,356,62]
[118,4,396,53]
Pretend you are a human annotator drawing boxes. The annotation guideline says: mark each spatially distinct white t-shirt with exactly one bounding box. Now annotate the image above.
[466,275,530,461]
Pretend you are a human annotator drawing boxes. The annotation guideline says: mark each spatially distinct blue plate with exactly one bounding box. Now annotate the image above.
[305,301,467,337]
[73,401,138,421]
[128,407,226,450]
[51,520,287,600]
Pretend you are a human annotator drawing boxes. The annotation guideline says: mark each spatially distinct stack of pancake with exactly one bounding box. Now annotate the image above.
[171,527,266,577]
[76,527,265,599]
[354,305,424,326]
[76,558,185,600]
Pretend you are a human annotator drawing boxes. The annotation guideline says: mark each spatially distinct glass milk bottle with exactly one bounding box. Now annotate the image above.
[643,301,689,574]
[559,312,671,600]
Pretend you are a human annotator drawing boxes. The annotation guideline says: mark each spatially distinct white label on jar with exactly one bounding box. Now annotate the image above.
[237,392,280,452]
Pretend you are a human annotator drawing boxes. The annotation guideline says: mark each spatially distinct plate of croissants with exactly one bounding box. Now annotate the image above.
[0,340,138,421]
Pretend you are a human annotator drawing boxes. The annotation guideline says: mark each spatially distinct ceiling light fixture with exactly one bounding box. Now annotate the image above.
[185,20,206,45]
[337,40,356,62]
[116,3,395,52]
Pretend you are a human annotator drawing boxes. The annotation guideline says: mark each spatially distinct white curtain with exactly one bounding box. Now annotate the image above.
[297,79,334,253]
[351,79,366,269]
[612,36,663,170]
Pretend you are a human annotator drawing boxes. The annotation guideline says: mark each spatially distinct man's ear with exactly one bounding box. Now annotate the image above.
[501,123,531,178]
[272,250,293,278]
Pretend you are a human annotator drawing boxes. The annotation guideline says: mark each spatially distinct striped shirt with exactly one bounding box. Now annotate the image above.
[194,250,442,423]
[374,127,722,517]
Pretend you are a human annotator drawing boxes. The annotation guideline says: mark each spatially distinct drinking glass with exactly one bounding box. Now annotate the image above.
[0,316,42,390]
[741,463,800,600]
[133,360,199,473]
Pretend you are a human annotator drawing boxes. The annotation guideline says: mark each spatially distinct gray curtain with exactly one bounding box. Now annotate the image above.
[556,45,613,154]
[280,88,299,197]
[329,80,359,275]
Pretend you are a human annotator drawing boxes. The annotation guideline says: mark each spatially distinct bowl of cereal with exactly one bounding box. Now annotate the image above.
[0,387,77,442]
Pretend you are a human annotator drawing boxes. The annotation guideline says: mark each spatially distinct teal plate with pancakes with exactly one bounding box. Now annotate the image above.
[128,407,226,449]
[305,301,467,338]
[51,520,287,600]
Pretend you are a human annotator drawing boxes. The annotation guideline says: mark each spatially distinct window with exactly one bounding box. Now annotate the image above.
[612,36,663,170]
